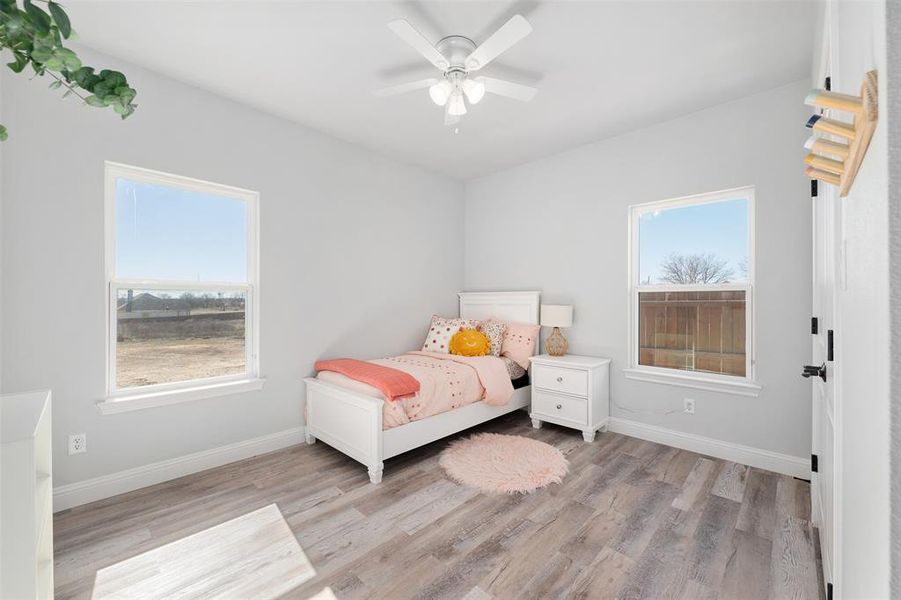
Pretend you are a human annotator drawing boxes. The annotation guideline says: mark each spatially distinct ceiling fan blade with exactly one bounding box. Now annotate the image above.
[444,104,460,126]
[387,19,449,71]
[479,77,537,101]
[372,78,438,97]
[465,14,532,71]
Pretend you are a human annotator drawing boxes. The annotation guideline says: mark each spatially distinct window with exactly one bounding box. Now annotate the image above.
[626,187,760,396]
[103,162,260,408]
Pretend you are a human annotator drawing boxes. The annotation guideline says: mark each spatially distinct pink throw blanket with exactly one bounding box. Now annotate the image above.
[314,358,420,401]
[408,351,514,406]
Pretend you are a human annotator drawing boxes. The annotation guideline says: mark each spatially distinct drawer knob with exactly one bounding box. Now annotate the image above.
[556,376,563,383]
[556,403,562,409]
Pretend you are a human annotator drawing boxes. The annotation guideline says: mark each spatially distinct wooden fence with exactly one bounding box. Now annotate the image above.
[638,290,746,376]
[117,311,245,342]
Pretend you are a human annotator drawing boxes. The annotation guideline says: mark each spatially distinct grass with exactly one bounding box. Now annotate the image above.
[117,337,246,388]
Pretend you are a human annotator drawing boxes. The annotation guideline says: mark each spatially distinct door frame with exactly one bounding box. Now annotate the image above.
[810,2,842,594]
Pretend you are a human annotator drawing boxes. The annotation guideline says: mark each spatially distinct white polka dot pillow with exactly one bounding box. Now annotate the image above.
[421,315,479,353]
[478,319,507,357]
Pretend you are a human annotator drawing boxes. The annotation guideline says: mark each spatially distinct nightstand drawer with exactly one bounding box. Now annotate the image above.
[532,390,587,425]
[533,365,588,397]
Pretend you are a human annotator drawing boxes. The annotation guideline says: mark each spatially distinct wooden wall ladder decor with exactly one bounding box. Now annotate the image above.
[803,70,878,197]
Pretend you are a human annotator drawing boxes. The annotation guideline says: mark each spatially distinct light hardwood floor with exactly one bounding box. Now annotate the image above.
[54,412,824,599]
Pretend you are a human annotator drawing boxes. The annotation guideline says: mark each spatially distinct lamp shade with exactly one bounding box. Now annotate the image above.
[540,304,573,328]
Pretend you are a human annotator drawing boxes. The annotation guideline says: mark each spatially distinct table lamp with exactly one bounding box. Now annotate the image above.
[540,304,573,356]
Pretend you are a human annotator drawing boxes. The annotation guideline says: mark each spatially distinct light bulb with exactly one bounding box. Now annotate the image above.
[462,78,486,104]
[447,91,467,116]
[429,80,453,106]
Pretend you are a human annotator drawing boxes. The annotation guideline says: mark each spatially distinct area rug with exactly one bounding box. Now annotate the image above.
[92,504,315,599]
[439,432,569,494]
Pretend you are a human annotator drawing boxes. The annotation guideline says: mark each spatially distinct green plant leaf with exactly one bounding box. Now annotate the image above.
[6,51,28,73]
[23,1,52,34]
[116,85,136,104]
[84,94,106,107]
[47,1,71,38]
[30,45,52,64]
[71,65,93,85]
[55,47,80,70]
[0,124,8,141]
[92,81,110,98]
[0,2,138,131]
[3,12,24,33]
[99,69,126,87]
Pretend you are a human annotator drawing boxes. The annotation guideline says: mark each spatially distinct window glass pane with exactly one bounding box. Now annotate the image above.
[638,290,746,377]
[639,198,748,285]
[116,288,246,388]
[115,178,248,282]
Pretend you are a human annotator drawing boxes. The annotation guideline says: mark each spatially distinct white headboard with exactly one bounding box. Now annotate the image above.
[459,291,541,356]
[458,291,541,325]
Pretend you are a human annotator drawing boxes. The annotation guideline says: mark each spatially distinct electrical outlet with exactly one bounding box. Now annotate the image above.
[683,399,695,415]
[68,433,87,455]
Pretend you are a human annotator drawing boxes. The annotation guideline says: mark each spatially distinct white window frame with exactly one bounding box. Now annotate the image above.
[100,162,262,414]
[624,186,762,397]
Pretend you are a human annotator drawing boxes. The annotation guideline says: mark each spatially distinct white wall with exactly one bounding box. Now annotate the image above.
[465,81,812,460]
[826,0,890,596]
[889,0,901,592]
[0,48,464,487]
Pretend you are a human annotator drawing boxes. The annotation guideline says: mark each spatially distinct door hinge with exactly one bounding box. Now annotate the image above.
[825,76,832,91]
[811,179,818,197]
[811,317,819,334]
[827,330,834,361]
[812,454,819,473]
[827,582,833,600]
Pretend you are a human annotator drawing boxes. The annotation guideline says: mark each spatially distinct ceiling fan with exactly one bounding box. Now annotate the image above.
[373,15,538,126]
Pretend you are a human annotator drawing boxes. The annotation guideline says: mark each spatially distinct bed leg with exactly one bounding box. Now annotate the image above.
[305,432,316,445]
[531,418,542,429]
[368,463,384,484]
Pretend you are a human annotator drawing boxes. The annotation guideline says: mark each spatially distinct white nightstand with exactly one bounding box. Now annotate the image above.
[529,354,611,442]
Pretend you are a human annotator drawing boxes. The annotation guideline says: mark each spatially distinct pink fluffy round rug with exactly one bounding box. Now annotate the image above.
[439,433,569,494]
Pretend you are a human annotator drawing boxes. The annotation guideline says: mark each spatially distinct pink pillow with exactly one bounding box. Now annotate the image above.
[501,321,540,370]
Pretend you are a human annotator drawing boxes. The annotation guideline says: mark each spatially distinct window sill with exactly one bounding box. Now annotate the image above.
[622,368,762,397]
[98,378,265,415]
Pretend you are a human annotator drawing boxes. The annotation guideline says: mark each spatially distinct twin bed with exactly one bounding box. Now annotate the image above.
[303,291,540,483]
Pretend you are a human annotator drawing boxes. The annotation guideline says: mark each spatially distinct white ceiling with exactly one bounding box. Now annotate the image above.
[67,1,816,180]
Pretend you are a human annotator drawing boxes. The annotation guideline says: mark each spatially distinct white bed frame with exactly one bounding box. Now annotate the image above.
[303,291,540,483]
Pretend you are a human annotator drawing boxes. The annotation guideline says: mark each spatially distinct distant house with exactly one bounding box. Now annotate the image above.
[117,291,191,320]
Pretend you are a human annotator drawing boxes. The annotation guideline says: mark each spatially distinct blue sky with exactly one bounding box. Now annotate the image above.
[115,178,247,282]
[639,197,749,284]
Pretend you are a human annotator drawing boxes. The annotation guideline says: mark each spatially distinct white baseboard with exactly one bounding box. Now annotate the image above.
[53,427,305,512]
[607,417,809,479]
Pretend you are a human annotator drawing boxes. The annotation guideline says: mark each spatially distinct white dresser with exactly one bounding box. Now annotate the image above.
[529,354,610,442]
[1,390,54,599]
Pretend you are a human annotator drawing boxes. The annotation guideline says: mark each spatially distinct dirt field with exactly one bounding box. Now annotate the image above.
[117,337,246,388]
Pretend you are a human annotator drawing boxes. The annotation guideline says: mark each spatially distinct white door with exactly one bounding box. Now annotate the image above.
[810,143,840,594]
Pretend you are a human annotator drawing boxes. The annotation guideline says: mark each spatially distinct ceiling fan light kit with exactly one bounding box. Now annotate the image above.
[374,15,537,126]
[462,78,486,104]
[429,79,454,105]
[448,91,467,116]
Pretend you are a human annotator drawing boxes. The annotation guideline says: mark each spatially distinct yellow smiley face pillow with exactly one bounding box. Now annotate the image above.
[449,328,491,357]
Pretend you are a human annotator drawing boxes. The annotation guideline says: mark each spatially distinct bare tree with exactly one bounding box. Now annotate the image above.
[738,256,748,279]
[659,253,734,284]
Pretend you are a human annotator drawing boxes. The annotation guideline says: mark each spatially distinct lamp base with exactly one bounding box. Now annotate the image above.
[545,327,569,357]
